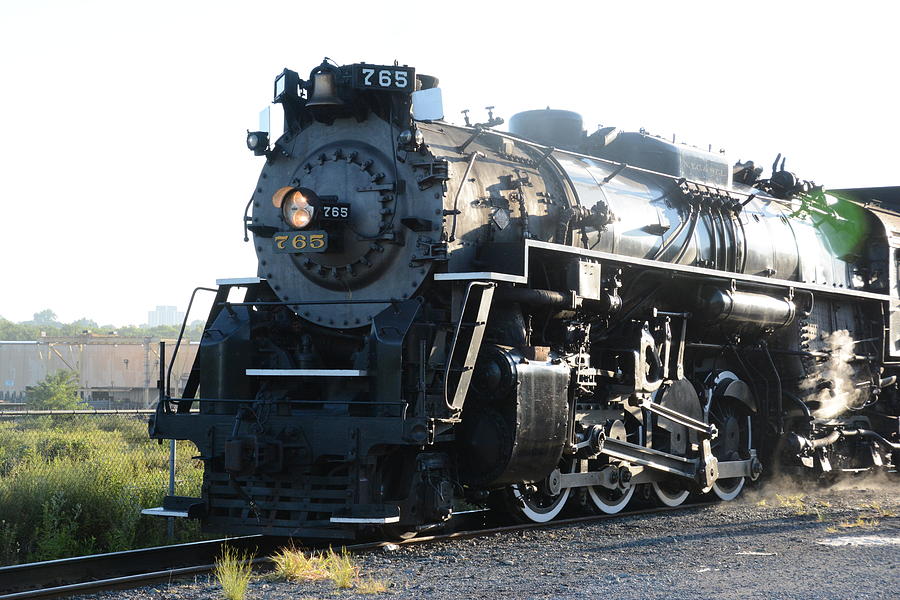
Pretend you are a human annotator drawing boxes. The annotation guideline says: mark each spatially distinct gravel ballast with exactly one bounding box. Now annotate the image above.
[75,477,899,600]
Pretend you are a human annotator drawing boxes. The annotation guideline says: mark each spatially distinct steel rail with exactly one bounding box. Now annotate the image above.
[0,502,715,599]
[0,535,277,600]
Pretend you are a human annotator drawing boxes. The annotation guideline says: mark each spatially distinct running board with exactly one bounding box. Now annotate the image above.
[329,504,401,524]
[141,507,189,518]
[246,369,368,377]
[330,516,400,524]
[142,495,205,519]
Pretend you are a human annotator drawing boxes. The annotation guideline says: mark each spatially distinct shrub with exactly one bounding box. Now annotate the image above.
[30,491,95,560]
[0,415,204,564]
[0,520,18,565]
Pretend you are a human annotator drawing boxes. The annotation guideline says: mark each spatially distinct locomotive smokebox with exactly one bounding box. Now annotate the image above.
[509,109,584,150]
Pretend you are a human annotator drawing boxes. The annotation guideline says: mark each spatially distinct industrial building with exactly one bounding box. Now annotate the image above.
[0,335,198,409]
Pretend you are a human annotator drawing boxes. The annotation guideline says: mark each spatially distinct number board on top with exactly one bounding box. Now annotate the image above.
[352,64,415,93]
[320,202,351,221]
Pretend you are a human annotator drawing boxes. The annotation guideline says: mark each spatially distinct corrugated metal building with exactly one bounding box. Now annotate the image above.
[0,335,199,408]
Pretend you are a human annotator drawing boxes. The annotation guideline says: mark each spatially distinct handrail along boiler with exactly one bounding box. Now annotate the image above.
[150,59,900,537]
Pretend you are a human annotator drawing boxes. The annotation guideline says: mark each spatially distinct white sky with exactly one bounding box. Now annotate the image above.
[0,0,897,326]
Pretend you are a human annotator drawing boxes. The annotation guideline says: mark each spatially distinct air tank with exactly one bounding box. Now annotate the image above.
[695,287,796,331]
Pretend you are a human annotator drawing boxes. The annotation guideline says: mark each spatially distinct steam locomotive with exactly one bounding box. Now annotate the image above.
[150,59,899,538]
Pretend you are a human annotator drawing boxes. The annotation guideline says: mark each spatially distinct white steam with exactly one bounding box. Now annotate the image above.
[806,330,865,420]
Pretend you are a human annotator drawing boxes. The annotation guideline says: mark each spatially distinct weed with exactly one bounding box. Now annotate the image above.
[356,577,388,594]
[775,494,806,512]
[809,501,831,522]
[860,502,897,518]
[825,526,839,533]
[214,546,254,600]
[272,547,331,582]
[773,494,831,520]
[838,517,880,529]
[271,547,379,591]
[325,547,359,589]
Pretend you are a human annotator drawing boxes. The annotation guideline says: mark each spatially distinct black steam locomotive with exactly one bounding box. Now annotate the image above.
[150,59,899,538]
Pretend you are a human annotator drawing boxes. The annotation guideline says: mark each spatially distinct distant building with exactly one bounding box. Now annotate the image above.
[148,306,185,327]
[0,335,199,408]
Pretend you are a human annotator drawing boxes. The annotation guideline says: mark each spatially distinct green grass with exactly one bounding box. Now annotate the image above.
[0,415,204,564]
[214,546,254,600]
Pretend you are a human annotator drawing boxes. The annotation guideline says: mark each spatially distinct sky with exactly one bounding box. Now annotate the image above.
[0,0,898,326]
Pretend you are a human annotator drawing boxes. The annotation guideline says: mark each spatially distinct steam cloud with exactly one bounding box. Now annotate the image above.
[805,330,865,420]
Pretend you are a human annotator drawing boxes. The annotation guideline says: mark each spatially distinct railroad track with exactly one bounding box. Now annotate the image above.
[0,536,282,600]
[0,502,714,599]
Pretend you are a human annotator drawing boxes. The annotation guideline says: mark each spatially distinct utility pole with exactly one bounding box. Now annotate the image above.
[143,338,150,408]
[168,438,176,540]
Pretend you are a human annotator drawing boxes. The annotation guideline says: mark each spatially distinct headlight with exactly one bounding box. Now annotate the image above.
[282,190,314,229]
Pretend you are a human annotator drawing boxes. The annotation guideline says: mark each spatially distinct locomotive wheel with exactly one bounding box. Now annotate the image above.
[588,480,635,514]
[712,474,745,500]
[587,427,635,514]
[650,480,691,507]
[649,379,696,507]
[501,460,575,523]
[707,372,753,501]
[710,404,750,501]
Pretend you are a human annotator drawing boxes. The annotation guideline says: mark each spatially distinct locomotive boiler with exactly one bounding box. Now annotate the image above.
[150,59,900,538]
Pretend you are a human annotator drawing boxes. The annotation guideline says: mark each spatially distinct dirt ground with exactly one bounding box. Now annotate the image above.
[78,474,899,600]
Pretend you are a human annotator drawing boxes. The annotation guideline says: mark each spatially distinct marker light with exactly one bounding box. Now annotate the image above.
[282,190,314,229]
[246,130,269,156]
[273,69,301,103]
[272,186,293,208]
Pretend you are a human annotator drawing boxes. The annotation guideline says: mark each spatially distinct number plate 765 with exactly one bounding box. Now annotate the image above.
[273,230,328,253]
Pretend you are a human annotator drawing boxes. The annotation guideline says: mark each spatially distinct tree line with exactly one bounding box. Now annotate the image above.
[0,310,205,341]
